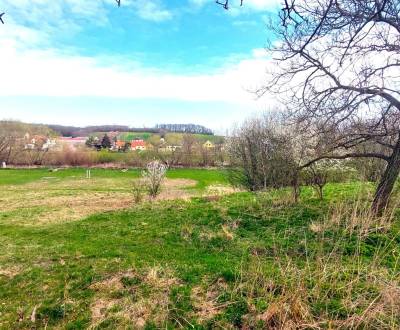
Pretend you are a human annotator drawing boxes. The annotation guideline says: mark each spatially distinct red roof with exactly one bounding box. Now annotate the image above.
[131,140,145,148]
[115,140,126,148]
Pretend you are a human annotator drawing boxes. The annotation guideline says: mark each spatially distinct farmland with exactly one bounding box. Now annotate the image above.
[0,169,399,329]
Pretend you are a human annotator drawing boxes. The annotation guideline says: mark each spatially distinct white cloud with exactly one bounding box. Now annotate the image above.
[0,0,277,129]
[1,0,173,29]
[0,35,271,104]
[125,0,173,22]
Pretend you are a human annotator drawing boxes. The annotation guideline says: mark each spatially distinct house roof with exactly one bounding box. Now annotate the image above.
[115,140,126,147]
[131,140,146,147]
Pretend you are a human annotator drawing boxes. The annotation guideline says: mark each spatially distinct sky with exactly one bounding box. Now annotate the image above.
[0,0,280,133]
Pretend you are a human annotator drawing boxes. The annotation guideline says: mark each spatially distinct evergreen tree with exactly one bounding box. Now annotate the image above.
[101,134,111,149]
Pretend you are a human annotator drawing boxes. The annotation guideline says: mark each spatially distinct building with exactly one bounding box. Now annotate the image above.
[131,139,146,151]
[42,138,57,150]
[113,140,127,151]
[24,135,49,150]
[203,140,215,149]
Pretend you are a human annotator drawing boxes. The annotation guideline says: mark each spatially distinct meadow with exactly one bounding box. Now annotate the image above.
[0,168,399,329]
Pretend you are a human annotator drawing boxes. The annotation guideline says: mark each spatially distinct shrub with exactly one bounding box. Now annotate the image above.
[142,161,167,198]
[227,114,298,192]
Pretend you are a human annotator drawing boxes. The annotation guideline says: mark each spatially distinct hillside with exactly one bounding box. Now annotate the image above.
[113,132,225,145]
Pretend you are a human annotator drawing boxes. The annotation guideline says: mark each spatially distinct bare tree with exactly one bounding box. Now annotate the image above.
[260,0,400,213]
[24,137,48,166]
[0,121,28,165]
[182,134,196,166]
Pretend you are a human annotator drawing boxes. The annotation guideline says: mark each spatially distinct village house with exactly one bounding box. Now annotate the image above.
[24,134,54,150]
[42,138,57,150]
[203,140,215,149]
[131,139,146,151]
[158,144,182,152]
[113,140,127,151]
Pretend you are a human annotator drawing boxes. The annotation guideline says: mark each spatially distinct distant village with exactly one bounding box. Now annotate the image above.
[1,121,225,167]
[23,131,220,153]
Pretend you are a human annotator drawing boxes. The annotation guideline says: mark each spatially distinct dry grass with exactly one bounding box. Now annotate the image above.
[191,277,229,322]
[205,184,241,196]
[235,254,400,329]
[0,265,22,278]
[313,197,399,238]
[0,178,198,225]
[89,267,180,329]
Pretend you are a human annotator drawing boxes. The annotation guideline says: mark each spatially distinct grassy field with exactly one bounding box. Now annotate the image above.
[0,169,399,329]
[115,132,225,144]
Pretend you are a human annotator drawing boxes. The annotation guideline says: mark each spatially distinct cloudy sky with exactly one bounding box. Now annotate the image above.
[0,0,279,132]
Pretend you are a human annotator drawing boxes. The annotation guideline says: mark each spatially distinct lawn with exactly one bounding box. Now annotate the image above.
[0,169,399,329]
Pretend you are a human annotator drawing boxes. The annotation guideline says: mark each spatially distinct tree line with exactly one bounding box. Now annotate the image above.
[155,124,213,135]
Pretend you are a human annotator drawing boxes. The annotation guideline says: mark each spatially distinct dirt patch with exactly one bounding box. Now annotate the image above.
[89,267,180,329]
[0,265,22,278]
[191,278,229,322]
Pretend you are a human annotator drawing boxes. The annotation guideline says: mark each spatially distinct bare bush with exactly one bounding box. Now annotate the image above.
[227,113,305,201]
[303,160,357,200]
[142,161,167,198]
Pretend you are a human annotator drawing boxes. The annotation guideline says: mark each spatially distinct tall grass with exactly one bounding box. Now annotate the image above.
[228,197,400,329]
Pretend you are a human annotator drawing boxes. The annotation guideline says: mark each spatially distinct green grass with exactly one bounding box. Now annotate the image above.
[166,168,228,190]
[0,170,399,328]
[117,132,153,141]
[114,131,224,144]
[0,168,228,190]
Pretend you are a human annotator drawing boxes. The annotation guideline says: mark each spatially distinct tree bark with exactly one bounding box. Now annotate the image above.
[372,137,400,214]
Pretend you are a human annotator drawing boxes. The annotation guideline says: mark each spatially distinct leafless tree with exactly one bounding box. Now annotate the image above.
[24,137,48,166]
[260,0,400,214]
[182,134,196,166]
[0,121,27,165]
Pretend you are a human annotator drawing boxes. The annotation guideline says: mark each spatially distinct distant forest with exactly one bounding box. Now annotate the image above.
[155,124,213,135]
[48,124,214,137]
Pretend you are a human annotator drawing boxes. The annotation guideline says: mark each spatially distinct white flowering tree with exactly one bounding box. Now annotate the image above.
[142,161,167,198]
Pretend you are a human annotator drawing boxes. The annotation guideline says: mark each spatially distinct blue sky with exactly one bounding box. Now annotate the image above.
[0,0,279,132]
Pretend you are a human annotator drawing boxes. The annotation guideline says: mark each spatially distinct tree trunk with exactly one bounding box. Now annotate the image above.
[372,139,400,214]
[317,185,323,200]
[291,171,301,203]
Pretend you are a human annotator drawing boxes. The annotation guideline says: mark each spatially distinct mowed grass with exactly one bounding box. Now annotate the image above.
[0,169,399,329]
